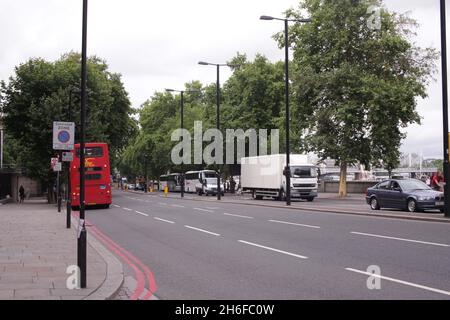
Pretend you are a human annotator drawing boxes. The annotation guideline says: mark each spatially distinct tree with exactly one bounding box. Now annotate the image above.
[283,0,438,196]
[0,53,137,202]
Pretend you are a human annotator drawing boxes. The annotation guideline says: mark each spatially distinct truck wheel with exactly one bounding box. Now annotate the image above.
[277,190,285,201]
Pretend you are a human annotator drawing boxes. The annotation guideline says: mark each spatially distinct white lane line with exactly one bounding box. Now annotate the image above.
[350,232,450,248]
[135,211,149,217]
[113,204,120,208]
[205,207,219,210]
[154,217,175,224]
[345,268,450,297]
[158,202,168,206]
[171,204,185,208]
[269,219,320,229]
[185,225,221,237]
[223,213,254,219]
[238,240,308,260]
[123,208,133,211]
[193,208,215,213]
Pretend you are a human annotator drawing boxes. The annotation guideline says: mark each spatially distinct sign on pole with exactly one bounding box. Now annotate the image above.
[62,151,74,162]
[51,157,62,172]
[53,122,75,150]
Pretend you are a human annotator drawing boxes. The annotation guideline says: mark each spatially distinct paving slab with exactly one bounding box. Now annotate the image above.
[0,202,123,300]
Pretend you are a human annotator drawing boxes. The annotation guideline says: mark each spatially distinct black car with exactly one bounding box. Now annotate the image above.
[366,178,444,213]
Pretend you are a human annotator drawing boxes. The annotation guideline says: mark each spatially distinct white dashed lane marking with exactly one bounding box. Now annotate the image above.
[223,213,254,219]
[185,225,221,237]
[269,220,321,229]
[238,240,308,260]
[350,232,450,247]
[346,268,450,297]
[135,211,149,217]
[154,217,175,224]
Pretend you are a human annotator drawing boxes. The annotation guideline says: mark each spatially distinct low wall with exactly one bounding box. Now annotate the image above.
[319,181,378,194]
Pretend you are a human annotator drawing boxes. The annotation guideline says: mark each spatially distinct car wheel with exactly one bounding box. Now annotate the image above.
[306,197,314,202]
[370,197,380,210]
[407,199,417,213]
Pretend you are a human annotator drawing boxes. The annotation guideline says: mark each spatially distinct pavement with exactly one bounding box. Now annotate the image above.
[0,199,123,300]
[86,189,450,299]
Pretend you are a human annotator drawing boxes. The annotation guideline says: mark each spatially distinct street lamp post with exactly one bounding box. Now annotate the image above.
[260,15,311,206]
[198,61,237,200]
[440,0,450,218]
[78,0,88,289]
[166,88,200,198]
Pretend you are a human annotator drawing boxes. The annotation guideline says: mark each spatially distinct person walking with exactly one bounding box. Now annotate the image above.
[19,185,25,203]
[431,170,444,192]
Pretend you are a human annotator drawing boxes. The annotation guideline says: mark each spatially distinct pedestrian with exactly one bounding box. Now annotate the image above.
[431,170,444,192]
[19,185,25,203]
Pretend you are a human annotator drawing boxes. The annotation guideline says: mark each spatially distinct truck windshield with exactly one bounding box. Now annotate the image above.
[291,166,317,178]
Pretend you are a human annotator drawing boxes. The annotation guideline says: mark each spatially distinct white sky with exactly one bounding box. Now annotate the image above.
[0,0,447,158]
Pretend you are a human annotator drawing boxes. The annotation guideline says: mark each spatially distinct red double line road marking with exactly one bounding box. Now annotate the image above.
[72,211,157,300]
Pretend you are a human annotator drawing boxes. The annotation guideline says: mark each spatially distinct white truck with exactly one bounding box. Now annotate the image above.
[241,154,318,201]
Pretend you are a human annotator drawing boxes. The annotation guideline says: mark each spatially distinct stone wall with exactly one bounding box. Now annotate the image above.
[319,180,378,194]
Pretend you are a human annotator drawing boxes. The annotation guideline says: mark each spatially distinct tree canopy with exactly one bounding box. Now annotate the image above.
[1,52,137,192]
[281,0,437,196]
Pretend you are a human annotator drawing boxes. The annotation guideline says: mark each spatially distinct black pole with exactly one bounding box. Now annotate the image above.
[216,65,222,200]
[284,19,291,206]
[67,90,73,228]
[441,0,450,218]
[78,0,88,289]
[181,91,185,198]
[57,151,62,212]
[144,156,148,193]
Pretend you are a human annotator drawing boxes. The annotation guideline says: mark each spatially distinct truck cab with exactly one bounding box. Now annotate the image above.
[287,164,318,201]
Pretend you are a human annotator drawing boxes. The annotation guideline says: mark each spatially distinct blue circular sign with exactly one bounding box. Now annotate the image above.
[58,130,70,143]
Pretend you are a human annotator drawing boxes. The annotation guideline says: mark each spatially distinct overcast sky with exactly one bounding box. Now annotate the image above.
[0,0,447,158]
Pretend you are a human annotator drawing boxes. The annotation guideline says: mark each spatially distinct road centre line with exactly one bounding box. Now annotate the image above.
[123,208,133,211]
[350,232,450,247]
[193,208,215,213]
[238,240,308,260]
[154,217,175,224]
[269,220,321,229]
[158,202,168,206]
[223,213,254,219]
[345,268,450,297]
[171,204,185,208]
[135,211,149,217]
[113,204,120,208]
[184,225,221,237]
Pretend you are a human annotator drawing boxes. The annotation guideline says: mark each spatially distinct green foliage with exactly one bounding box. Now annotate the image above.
[119,55,286,178]
[0,52,137,186]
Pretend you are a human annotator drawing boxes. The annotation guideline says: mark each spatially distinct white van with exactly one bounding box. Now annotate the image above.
[184,170,225,196]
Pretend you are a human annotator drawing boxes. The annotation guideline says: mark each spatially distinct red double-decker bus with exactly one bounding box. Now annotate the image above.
[70,142,112,210]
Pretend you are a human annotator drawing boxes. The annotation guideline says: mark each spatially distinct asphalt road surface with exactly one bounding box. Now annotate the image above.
[86,190,450,300]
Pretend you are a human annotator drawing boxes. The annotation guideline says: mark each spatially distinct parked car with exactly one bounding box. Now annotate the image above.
[127,183,135,190]
[366,178,444,213]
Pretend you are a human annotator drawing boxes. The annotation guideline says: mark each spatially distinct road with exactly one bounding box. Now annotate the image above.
[86,189,450,300]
